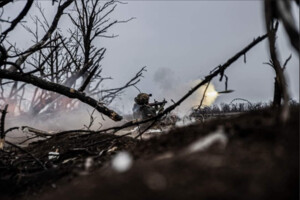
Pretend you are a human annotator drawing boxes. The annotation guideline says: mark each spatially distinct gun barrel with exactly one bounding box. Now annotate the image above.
[149,100,167,106]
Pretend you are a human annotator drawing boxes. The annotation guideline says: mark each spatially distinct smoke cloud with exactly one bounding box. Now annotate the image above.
[153,67,177,91]
[5,104,127,145]
[153,67,218,117]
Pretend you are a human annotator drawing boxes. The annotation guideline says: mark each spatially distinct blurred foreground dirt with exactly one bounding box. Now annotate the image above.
[0,107,299,200]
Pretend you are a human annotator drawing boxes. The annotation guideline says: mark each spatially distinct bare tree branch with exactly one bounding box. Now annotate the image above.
[0,0,34,42]
[0,0,14,8]
[197,81,210,109]
[10,0,74,71]
[283,54,292,70]
[0,69,123,121]
[276,0,299,53]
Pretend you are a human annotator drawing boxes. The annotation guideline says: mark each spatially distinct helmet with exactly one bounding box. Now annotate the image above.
[134,93,151,105]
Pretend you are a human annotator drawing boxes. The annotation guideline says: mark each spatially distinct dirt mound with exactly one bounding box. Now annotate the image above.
[0,107,299,200]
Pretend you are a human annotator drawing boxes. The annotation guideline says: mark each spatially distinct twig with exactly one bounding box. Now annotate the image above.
[85,132,132,148]
[84,108,97,130]
[283,54,292,70]
[224,74,228,91]
[229,98,253,107]
[135,119,158,139]
[198,81,210,109]
[5,141,47,170]
[18,135,40,145]
[4,126,19,135]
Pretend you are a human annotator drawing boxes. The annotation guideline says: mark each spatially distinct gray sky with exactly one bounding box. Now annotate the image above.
[100,0,299,113]
[4,1,300,114]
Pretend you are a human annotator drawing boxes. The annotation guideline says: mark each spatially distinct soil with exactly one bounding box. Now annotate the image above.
[0,106,299,200]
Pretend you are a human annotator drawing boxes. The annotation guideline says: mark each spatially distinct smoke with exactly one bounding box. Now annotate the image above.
[5,104,127,144]
[9,105,127,130]
[170,80,218,117]
[153,67,218,117]
[4,67,219,144]
[191,79,218,108]
[2,82,130,144]
[153,67,177,91]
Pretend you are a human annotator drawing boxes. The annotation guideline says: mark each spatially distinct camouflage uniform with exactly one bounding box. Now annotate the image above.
[132,93,156,120]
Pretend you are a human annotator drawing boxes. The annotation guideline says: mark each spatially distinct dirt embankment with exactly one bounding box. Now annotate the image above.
[0,107,299,200]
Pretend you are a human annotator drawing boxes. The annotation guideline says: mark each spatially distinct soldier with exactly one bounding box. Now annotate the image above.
[133,93,156,120]
[132,93,167,120]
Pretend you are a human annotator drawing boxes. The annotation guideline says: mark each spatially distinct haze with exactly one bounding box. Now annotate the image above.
[5,0,299,114]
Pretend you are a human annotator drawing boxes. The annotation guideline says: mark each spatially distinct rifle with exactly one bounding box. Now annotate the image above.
[149,99,167,114]
[149,99,167,107]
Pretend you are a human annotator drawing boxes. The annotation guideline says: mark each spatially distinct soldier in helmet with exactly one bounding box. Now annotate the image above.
[133,93,167,121]
[132,93,156,120]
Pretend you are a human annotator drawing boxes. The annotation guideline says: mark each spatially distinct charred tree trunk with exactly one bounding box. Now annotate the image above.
[0,104,8,150]
[273,78,282,107]
[265,0,290,122]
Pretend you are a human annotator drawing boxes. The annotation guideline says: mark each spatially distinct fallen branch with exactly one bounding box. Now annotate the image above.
[85,132,132,148]
[0,69,122,121]
[21,126,54,137]
[4,127,19,135]
[135,120,158,139]
[4,125,97,137]
[18,135,40,145]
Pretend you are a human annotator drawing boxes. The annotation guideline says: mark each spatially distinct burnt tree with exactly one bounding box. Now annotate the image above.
[0,0,144,121]
[264,0,299,121]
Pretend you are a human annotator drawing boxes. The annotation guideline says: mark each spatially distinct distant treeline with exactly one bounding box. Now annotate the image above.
[191,99,299,117]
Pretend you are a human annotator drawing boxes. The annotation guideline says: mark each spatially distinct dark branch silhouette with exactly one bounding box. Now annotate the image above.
[0,69,123,121]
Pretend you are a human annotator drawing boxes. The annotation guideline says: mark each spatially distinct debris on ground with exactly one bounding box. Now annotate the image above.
[0,107,298,200]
